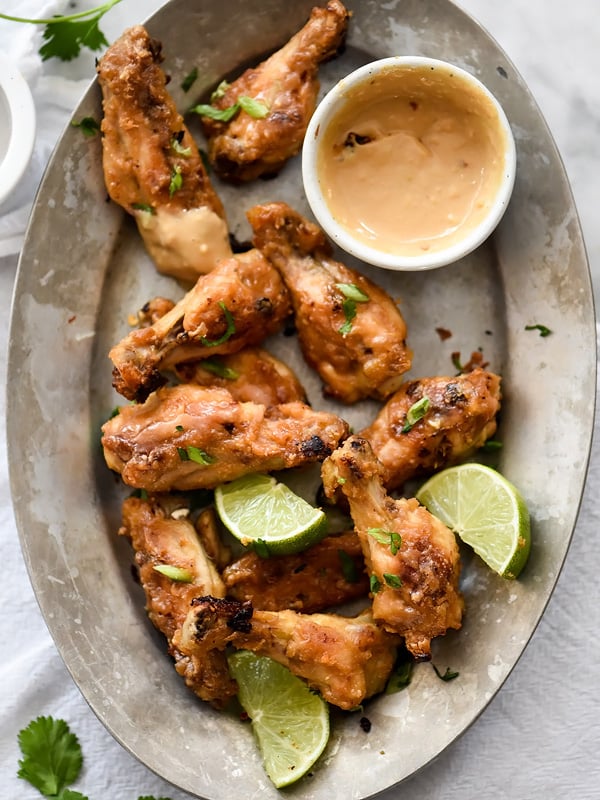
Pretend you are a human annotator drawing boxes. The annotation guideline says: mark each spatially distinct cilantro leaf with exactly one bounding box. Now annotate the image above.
[17,716,83,796]
[40,16,108,61]
[59,791,89,800]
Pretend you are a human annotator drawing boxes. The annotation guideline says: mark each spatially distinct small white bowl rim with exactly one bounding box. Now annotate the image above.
[302,56,517,272]
[0,58,36,208]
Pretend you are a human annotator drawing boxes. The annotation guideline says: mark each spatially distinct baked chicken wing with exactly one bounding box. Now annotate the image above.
[200,0,349,182]
[119,495,237,707]
[223,530,368,612]
[175,347,307,405]
[248,202,412,403]
[109,248,291,402]
[321,436,463,660]
[97,25,232,283]
[102,384,349,492]
[360,368,502,490]
[174,596,398,710]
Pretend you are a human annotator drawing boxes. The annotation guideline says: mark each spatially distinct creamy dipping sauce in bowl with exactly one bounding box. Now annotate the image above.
[302,57,516,271]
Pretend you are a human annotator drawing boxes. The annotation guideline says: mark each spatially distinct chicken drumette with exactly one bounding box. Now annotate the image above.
[321,436,464,660]
[97,25,232,282]
[119,495,236,707]
[248,202,412,403]
[200,0,349,182]
[174,596,399,710]
[102,385,349,492]
[360,368,502,490]
[109,248,291,402]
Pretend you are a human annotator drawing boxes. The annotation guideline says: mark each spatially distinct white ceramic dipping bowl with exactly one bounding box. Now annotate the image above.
[0,58,36,209]
[302,56,516,271]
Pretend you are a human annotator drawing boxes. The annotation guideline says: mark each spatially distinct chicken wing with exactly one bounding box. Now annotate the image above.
[175,347,307,405]
[109,248,291,402]
[119,495,237,707]
[360,369,502,490]
[223,530,368,612]
[321,436,463,660]
[200,0,349,182]
[102,384,349,492]
[248,202,412,403]
[174,596,399,710]
[97,25,232,283]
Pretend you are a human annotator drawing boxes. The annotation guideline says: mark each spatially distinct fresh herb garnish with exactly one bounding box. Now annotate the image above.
[70,116,100,137]
[201,302,236,346]
[482,439,503,451]
[385,649,414,694]
[369,574,382,594]
[175,425,185,432]
[451,352,464,372]
[129,488,149,501]
[432,664,460,682]
[0,0,122,62]
[169,164,183,197]
[181,67,198,93]
[401,396,431,433]
[383,572,403,589]
[338,549,359,583]
[210,79,231,101]
[153,564,194,582]
[170,137,192,156]
[336,283,370,336]
[190,95,269,122]
[177,446,215,465]
[368,528,402,555]
[525,323,552,337]
[253,538,271,559]
[17,716,84,797]
[199,357,240,380]
[131,202,154,214]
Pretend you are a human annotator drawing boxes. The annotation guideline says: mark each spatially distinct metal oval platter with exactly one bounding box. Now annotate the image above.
[7,0,595,798]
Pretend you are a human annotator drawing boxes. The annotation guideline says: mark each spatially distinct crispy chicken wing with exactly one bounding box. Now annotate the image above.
[200,0,349,182]
[102,385,349,492]
[174,597,398,710]
[321,437,463,659]
[119,496,237,707]
[109,249,291,402]
[97,26,232,282]
[175,347,307,405]
[248,202,412,403]
[223,530,368,612]
[360,369,502,490]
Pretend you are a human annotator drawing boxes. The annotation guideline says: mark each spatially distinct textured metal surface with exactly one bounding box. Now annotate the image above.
[7,0,595,798]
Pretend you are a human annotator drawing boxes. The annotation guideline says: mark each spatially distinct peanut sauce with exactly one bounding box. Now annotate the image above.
[317,65,508,257]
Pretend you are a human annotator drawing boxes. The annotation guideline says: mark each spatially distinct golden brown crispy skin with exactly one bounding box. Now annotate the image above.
[174,597,399,710]
[109,249,292,402]
[223,530,369,612]
[248,202,412,403]
[119,496,237,707]
[175,347,307,405]
[321,437,463,660]
[97,25,232,281]
[102,385,349,492]
[360,369,502,490]
[200,0,349,182]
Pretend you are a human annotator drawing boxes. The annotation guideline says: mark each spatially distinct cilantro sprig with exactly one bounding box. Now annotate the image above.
[189,95,269,122]
[17,715,173,799]
[0,0,122,62]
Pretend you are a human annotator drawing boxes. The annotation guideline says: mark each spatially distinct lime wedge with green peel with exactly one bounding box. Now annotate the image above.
[228,650,330,788]
[416,463,531,579]
[215,473,328,556]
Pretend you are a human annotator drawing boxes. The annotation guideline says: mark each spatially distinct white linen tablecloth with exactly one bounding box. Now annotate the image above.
[2,1,599,798]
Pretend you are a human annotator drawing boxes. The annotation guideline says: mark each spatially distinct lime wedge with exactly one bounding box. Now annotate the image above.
[214,473,328,556]
[416,463,531,579]
[228,650,329,788]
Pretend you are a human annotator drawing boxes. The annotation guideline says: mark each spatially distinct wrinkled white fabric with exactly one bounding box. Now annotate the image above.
[2,1,600,799]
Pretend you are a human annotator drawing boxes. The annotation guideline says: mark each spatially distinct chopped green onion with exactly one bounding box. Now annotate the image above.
[237,95,269,118]
[335,283,370,303]
[201,302,236,347]
[336,283,370,336]
[171,137,192,156]
[525,323,552,337]
[131,202,154,214]
[71,116,100,136]
[169,164,183,197]
[383,573,403,589]
[210,79,231,101]
[369,574,382,594]
[338,549,359,584]
[153,564,194,582]
[190,95,269,122]
[177,446,215,465]
[338,298,357,336]
[401,396,431,433]
[482,439,503,452]
[368,528,402,555]
[181,67,198,92]
[199,357,239,380]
